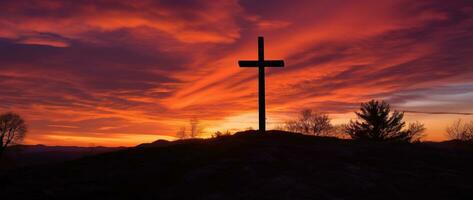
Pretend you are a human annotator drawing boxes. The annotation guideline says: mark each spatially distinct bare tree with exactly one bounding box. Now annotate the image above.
[283,120,302,133]
[405,121,426,143]
[299,109,313,134]
[284,109,333,136]
[189,118,203,138]
[0,112,27,157]
[176,126,187,139]
[446,119,473,141]
[310,112,333,136]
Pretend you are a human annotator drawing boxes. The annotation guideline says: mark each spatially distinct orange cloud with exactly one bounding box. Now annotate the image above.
[19,37,69,47]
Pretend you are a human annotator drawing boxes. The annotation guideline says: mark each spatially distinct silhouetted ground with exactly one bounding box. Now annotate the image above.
[1,130,473,200]
[0,145,123,170]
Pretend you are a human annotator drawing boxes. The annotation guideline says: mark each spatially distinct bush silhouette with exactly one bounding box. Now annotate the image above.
[345,100,425,142]
[211,130,232,138]
[283,109,333,136]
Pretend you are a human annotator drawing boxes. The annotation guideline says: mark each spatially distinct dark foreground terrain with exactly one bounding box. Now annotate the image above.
[0,145,123,170]
[1,130,473,200]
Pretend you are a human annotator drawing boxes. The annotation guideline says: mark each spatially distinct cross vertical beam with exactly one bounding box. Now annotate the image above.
[258,37,266,133]
[238,36,284,134]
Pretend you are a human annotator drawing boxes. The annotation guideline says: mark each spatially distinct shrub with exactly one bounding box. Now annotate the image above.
[284,109,333,136]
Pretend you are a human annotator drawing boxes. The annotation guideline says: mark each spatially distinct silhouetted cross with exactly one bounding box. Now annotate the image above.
[238,36,285,133]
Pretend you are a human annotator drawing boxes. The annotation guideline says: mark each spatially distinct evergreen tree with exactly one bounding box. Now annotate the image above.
[345,100,424,142]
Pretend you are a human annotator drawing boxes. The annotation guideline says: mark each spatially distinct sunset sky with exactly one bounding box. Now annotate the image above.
[1,0,472,146]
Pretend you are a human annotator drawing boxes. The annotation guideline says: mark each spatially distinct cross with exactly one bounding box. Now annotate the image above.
[238,36,284,133]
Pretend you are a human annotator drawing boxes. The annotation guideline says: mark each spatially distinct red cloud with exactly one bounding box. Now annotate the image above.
[0,0,243,44]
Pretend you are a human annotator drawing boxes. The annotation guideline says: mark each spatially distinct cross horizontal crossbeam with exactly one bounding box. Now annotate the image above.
[238,60,285,68]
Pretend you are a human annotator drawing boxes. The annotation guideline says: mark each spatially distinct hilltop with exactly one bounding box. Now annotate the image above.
[1,130,473,199]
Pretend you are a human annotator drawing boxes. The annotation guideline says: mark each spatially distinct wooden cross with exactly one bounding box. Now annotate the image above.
[238,36,285,133]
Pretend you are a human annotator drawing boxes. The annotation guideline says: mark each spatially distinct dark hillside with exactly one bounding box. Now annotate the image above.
[0,145,123,170]
[2,130,473,200]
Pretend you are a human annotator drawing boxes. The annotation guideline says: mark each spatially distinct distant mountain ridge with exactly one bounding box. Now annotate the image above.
[1,144,124,169]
